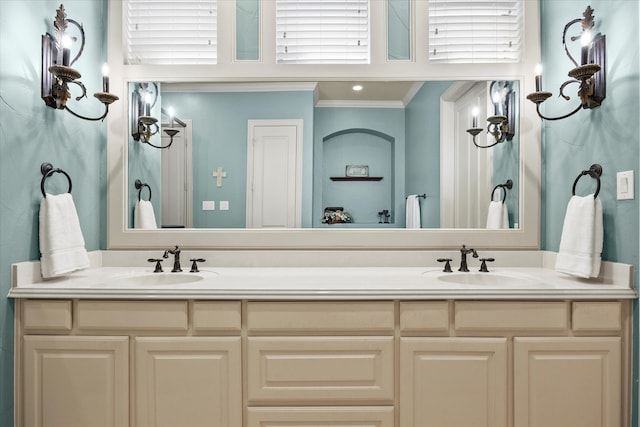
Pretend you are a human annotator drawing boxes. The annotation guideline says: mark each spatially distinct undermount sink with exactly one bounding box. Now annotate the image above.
[423,270,541,286]
[110,272,213,286]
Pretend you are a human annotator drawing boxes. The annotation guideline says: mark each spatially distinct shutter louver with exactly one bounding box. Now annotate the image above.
[276,0,370,64]
[429,0,522,64]
[125,0,217,65]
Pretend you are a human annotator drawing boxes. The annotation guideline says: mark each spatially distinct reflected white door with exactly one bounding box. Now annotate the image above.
[246,120,302,228]
[441,82,493,228]
[161,120,193,228]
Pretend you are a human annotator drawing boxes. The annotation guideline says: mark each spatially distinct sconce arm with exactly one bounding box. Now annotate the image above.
[562,18,583,68]
[65,18,85,67]
[534,102,583,121]
[64,104,109,122]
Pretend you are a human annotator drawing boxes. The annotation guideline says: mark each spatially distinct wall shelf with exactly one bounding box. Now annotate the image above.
[330,177,383,181]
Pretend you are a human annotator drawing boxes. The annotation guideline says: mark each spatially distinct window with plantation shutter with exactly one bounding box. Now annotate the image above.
[276,0,369,64]
[125,0,217,65]
[429,0,522,64]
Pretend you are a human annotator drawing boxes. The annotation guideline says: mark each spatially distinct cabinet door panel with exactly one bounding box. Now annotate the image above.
[400,337,508,427]
[23,336,129,427]
[514,337,621,427]
[247,336,394,404]
[135,337,242,427]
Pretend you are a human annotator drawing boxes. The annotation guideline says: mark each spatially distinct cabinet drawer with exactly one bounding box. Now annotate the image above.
[400,301,449,334]
[77,301,188,332]
[247,301,394,334]
[247,336,394,404]
[23,300,72,333]
[247,407,395,427]
[572,302,623,332]
[192,301,241,333]
[455,301,569,332]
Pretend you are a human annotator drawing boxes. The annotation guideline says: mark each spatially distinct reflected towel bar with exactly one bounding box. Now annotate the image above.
[491,179,513,203]
[135,179,152,201]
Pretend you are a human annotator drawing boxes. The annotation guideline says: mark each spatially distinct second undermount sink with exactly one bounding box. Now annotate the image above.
[423,270,541,287]
[109,271,217,286]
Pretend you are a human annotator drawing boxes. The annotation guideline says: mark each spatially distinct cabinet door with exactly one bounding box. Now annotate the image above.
[400,337,508,427]
[23,335,129,427]
[514,337,621,427]
[134,337,242,427]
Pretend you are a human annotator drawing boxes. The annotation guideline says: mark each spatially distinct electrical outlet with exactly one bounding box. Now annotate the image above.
[220,201,229,211]
[202,201,215,210]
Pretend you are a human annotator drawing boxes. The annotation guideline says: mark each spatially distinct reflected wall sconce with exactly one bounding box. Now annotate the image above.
[41,4,118,121]
[526,6,606,120]
[466,81,516,149]
[131,82,185,149]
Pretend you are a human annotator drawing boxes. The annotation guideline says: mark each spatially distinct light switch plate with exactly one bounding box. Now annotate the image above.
[220,201,229,211]
[616,170,634,200]
[202,200,215,210]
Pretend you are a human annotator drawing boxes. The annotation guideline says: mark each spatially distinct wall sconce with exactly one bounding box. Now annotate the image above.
[526,6,606,120]
[466,81,515,149]
[41,4,118,121]
[131,83,185,149]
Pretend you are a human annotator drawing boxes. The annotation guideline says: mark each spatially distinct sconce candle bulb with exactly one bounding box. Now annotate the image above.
[534,64,542,91]
[101,63,109,92]
[471,107,478,128]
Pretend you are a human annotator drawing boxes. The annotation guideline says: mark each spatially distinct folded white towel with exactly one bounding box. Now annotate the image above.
[555,194,603,278]
[39,193,90,279]
[134,200,157,229]
[486,193,509,229]
[406,195,421,228]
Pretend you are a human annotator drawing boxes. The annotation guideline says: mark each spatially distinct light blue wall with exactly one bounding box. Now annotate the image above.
[405,81,452,228]
[0,1,108,425]
[236,0,260,61]
[162,90,315,228]
[314,107,406,227]
[539,0,639,423]
[387,0,411,61]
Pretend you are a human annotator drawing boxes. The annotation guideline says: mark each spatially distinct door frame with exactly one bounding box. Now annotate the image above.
[161,119,193,228]
[246,119,303,228]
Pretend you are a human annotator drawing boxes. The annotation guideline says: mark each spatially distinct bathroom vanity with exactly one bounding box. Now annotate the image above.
[10,250,636,427]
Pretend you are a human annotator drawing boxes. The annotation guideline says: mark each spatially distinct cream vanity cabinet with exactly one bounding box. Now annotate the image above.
[16,299,630,427]
[18,300,242,427]
[400,301,629,427]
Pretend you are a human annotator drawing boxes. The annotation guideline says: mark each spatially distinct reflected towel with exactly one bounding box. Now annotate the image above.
[39,193,90,279]
[406,195,421,228]
[555,194,603,278]
[135,200,157,229]
[486,200,509,229]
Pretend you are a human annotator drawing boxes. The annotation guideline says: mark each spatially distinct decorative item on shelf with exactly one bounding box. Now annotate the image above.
[345,165,369,177]
[526,6,606,121]
[131,83,186,149]
[466,81,515,148]
[322,207,353,224]
[41,4,118,121]
[377,209,391,224]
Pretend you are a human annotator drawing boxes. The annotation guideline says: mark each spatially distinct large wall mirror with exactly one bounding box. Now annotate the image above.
[106,0,541,250]
[126,80,520,231]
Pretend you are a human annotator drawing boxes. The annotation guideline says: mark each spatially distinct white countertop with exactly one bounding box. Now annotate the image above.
[9,250,636,300]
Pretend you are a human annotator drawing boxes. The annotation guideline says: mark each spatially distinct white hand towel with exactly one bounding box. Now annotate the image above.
[486,195,509,229]
[134,200,157,229]
[555,194,603,278]
[406,195,421,228]
[39,193,90,279]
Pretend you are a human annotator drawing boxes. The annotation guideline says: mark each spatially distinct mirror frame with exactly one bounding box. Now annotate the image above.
[106,0,541,250]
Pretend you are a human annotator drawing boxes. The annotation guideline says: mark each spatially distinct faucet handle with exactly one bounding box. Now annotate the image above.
[148,258,164,273]
[189,258,206,273]
[437,258,453,273]
[478,258,495,272]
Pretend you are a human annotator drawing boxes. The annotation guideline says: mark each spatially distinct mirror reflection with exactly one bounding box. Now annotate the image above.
[127,80,519,230]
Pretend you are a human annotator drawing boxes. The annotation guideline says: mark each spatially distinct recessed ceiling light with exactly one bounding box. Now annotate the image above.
[352,84,363,91]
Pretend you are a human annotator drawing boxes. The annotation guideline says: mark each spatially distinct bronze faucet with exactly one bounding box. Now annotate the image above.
[458,245,478,272]
[163,245,182,272]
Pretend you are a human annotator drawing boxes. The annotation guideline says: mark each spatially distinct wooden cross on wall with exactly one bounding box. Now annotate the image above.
[212,166,227,187]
